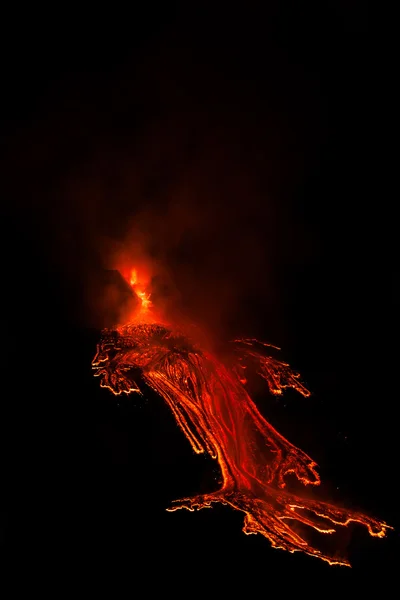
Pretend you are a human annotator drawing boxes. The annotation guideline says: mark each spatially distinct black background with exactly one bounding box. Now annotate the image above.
[1,2,396,591]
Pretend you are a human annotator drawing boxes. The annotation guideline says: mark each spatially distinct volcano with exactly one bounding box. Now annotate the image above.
[91,269,392,567]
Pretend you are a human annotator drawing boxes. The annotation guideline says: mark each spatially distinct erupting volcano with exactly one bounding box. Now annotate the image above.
[92,267,392,567]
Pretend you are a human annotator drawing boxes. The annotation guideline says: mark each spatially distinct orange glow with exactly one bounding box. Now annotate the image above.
[129,268,138,286]
[118,266,155,323]
[92,270,392,567]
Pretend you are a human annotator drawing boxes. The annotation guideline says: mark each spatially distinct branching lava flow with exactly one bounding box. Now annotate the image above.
[92,269,392,566]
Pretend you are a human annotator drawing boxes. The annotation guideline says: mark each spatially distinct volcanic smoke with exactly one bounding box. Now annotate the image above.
[92,267,392,567]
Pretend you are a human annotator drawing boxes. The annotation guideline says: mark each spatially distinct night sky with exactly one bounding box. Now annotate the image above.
[1,2,396,590]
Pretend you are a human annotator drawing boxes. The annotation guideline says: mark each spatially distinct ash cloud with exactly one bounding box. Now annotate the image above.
[4,23,321,341]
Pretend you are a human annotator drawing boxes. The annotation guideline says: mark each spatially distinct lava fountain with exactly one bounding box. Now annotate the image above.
[92,267,392,566]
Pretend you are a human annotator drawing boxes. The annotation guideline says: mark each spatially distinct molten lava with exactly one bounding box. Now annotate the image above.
[92,270,391,567]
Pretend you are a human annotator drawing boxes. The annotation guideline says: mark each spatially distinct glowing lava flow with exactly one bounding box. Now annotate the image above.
[92,274,392,567]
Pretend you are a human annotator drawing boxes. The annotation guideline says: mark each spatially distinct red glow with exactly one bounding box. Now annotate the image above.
[92,269,392,566]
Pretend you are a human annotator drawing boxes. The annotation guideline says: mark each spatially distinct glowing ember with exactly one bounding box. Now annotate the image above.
[92,271,392,567]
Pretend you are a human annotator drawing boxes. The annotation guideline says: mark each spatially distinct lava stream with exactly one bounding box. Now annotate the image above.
[92,317,391,567]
